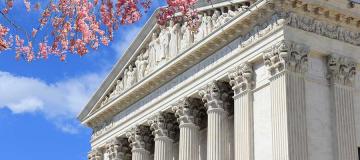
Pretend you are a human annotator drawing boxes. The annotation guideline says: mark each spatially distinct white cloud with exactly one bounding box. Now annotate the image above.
[7,97,44,114]
[0,71,106,133]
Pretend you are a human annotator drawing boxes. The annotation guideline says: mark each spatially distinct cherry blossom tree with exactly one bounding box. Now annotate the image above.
[0,0,200,61]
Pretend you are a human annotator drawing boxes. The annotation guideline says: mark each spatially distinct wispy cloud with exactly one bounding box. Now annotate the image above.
[0,71,106,134]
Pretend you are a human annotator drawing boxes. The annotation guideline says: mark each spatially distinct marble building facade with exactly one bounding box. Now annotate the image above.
[78,0,360,160]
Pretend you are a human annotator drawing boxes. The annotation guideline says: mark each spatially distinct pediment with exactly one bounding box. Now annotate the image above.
[78,0,254,124]
[78,0,360,127]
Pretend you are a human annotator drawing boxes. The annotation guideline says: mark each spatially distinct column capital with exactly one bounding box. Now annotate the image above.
[198,81,232,112]
[327,54,357,87]
[88,147,103,160]
[105,137,129,160]
[126,125,153,152]
[263,40,309,76]
[172,97,205,127]
[148,112,178,140]
[228,62,255,96]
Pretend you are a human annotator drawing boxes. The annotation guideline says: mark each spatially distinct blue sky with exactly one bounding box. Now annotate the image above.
[0,1,164,159]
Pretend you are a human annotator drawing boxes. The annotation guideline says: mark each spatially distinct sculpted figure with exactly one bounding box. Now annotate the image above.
[135,55,142,80]
[115,79,124,93]
[180,22,194,51]
[101,96,109,106]
[137,51,148,80]
[216,11,233,27]
[202,13,213,36]
[194,14,205,43]
[212,10,221,30]
[123,68,129,89]
[158,25,170,65]
[148,33,158,70]
[228,8,238,17]
[169,20,181,58]
[127,65,137,86]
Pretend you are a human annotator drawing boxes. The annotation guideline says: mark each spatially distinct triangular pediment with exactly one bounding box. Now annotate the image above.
[78,0,253,124]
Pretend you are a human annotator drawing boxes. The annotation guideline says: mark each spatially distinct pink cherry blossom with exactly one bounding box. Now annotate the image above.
[0,0,202,61]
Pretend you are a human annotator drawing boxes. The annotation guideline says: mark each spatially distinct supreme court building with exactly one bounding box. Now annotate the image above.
[78,0,360,160]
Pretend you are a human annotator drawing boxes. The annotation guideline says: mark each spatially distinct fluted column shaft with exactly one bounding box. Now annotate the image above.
[263,40,309,160]
[132,148,150,160]
[199,81,232,160]
[154,137,174,160]
[228,63,255,160]
[179,123,200,160]
[207,108,228,160]
[234,92,253,160]
[269,72,308,160]
[331,84,358,160]
[327,55,358,160]
[173,98,203,160]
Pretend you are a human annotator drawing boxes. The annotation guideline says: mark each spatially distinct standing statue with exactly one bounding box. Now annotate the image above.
[123,68,129,89]
[127,65,137,86]
[204,13,212,36]
[180,22,194,51]
[194,14,205,43]
[158,25,170,65]
[136,51,148,80]
[169,20,181,58]
[148,33,158,71]
[135,55,142,80]
[212,10,221,30]
[115,79,124,93]
[216,11,233,27]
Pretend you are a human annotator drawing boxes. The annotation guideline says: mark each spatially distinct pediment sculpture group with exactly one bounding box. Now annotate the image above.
[101,5,250,106]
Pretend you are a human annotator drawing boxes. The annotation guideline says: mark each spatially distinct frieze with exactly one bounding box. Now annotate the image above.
[286,12,360,46]
[91,119,114,140]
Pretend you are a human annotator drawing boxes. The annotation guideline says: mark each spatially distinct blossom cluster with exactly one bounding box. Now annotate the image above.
[0,0,199,61]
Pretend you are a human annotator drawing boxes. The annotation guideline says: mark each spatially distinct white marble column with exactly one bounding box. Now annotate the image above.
[327,55,358,160]
[199,81,232,160]
[228,62,255,160]
[263,40,309,160]
[172,98,203,160]
[88,148,103,160]
[148,112,177,160]
[126,126,153,160]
